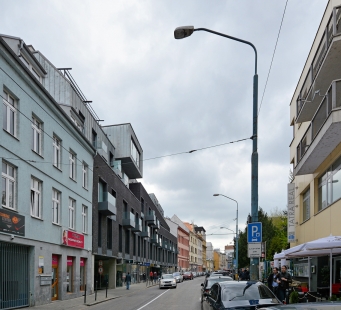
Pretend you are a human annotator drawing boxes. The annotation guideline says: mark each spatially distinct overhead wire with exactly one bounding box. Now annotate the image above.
[258,0,288,116]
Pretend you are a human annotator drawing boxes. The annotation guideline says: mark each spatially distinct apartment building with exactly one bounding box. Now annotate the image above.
[0,35,94,307]
[194,226,206,272]
[206,242,214,272]
[289,0,341,290]
[166,215,190,271]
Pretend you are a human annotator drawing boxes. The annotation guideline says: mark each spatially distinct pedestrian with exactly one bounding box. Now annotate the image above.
[143,272,146,282]
[277,265,292,303]
[239,268,245,280]
[126,272,131,290]
[153,271,157,283]
[267,267,280,297]
[244,268,250,280]
[149,270,153,282]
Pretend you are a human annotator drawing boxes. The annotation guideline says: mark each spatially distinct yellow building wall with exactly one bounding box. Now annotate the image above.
[213,252,220,271]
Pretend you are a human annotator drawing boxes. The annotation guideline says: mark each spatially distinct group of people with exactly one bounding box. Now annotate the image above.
[267,265,292,303]
[238,268,250,280]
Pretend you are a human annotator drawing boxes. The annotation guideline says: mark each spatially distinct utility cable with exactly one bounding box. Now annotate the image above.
[258,0,288,116]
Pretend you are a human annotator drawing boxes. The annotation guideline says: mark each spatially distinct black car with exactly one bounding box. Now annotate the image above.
[202,281,281,310]
[200,276,233,302]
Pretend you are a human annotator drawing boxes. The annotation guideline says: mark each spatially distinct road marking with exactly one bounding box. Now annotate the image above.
[136,289,170,310]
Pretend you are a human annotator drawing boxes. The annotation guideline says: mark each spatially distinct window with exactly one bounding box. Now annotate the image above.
[32,117,42,154]
[53,136,61,169]
[107,218,112,250]
[82,163,88,189]
[31,177,42,218]
[52,189,60,224]
[69,151,76,180]
[3,90,16,136]
[92,129,97,148]
[2,161,16,210]
[82,205,87,234]
[302,188,310,221]
[69,198,75,229]
[318,156,341,211]
[131,140,140,167]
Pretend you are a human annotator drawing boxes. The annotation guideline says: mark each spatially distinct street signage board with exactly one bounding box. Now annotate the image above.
[248,243,262,258]
[247,222,262,243]
[98,267,103,274]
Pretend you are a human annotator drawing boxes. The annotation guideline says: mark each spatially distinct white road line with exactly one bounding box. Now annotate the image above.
[136,289,170,310]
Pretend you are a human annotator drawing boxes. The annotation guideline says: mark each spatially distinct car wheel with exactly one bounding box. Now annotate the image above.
[174,285,177,289]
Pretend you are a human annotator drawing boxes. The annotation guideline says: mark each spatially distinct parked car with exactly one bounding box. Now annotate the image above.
[172,272,183,283]
[183,271,193,280]
[159,274,177,289]
[263,303,341,309]
[202,281,281,309]
[192,272,197,278]
[200,275,234,302]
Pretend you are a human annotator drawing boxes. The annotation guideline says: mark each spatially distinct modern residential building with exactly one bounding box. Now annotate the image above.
[289,0,341,291]
[167,215,190,271]
[0,34,94,307]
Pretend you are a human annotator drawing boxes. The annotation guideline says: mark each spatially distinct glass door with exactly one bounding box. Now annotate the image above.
[51,266,58,301]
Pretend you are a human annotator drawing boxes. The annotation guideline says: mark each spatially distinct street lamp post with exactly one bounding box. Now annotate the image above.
[213,194,238,279]
[175,26,259,280]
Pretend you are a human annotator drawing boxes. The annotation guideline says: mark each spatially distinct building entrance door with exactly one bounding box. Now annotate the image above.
[51,255,59,301]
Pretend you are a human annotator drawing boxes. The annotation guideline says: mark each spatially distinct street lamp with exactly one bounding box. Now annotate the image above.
[175,26,259,280]
[213,194,238,279]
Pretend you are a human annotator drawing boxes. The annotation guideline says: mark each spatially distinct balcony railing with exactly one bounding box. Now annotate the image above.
[296,6,341,122]
[295,79,341,175]
[140,226,150,239]
[122,212,135,229]
[131,217,142,233]
[98,192,116,216]
[145,210,156,225]
[150,234,158,244]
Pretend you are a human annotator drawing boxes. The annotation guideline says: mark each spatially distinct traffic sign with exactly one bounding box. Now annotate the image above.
[98,267,103,274]
[248,243,261,257]
[247,222,262,243]
[98,260,103,266]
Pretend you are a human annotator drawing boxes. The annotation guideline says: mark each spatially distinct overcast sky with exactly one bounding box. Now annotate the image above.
[2,0,327,251]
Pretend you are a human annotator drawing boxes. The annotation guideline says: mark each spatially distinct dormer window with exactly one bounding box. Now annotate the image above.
[19,53,42,83]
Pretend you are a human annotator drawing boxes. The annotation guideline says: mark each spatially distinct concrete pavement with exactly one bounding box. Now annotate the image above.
[33,280,159,309]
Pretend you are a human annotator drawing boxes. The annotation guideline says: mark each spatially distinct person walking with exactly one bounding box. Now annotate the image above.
[149,270,153,282]
[244,268,250,281]
[153,271,157,284]
[267,267,280,297]
[126,272,131,290]
[277,265,292,303]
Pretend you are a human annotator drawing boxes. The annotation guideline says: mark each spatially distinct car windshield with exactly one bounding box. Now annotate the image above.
[162,274,173,279]
[173,272,180,276]
[184,272,191,275]
[207,277,233,287]
[221,284,276,301]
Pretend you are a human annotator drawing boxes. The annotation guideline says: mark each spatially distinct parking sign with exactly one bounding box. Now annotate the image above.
[247,222,262,243]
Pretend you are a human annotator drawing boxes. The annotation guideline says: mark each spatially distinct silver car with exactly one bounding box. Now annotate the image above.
[173,272,183,283]
[159,274,177,289]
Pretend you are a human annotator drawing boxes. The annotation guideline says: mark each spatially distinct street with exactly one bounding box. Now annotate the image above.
[91,277,202,310]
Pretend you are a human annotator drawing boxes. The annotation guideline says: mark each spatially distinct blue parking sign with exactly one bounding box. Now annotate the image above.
[247,222,262,243]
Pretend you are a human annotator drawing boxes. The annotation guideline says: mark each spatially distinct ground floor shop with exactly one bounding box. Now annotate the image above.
[0,236,92,309]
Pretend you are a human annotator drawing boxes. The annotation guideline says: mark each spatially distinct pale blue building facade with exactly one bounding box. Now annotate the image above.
[0,34,95,308]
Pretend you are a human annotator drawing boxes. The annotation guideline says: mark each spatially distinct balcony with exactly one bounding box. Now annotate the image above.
[98,192,116,216]
[157,239,162,248]
[122,212,135,229]
[155,218,160,229]
[131,217,142,233]
[295,79,341,176]
[296,6,341,123]
[140,226,150,239]
[145,210,156,225]
[163,242,168,250]
[150,234,157,244]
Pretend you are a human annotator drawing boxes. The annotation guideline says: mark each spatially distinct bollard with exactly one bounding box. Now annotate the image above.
[95,281,98,301]
[84,284,87,304]
[106,281,108,298]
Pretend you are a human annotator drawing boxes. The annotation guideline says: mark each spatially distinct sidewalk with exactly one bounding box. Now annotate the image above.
[33,281,159,309]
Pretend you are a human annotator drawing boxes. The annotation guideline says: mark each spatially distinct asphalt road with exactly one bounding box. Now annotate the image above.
[91,277,204,310]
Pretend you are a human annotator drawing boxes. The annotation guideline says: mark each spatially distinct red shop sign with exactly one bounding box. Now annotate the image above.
[67,256,73,266]
[52,254,59,267]
[62,230,84,249]
[80,258,86,267]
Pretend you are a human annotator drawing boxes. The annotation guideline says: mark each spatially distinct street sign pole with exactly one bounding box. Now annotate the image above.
[247,222,262,280]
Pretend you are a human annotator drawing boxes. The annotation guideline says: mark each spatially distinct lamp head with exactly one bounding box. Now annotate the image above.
[213,194,219,197]
[174,26,194,39]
